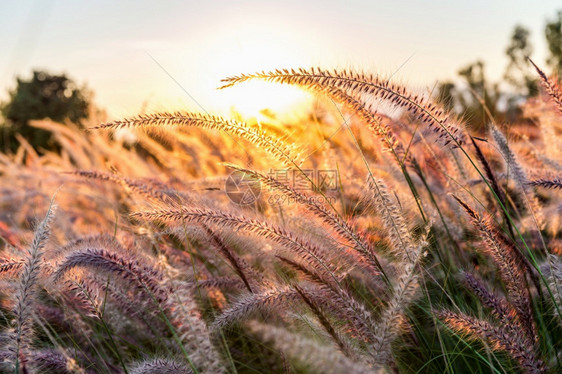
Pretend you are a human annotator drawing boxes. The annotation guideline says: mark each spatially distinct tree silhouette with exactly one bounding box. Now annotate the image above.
[504,25,538,97]
[1,70,90,152]
[545,11,562,76]
[457,60,501,130]
[435,61,500,132]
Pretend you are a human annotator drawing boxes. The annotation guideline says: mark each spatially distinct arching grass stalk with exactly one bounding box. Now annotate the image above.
[219,68,561,319]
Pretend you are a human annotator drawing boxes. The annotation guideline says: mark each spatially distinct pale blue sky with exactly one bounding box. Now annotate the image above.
[1,0,560,118]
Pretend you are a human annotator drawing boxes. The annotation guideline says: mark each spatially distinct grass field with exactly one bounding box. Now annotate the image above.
[0,63,561,373]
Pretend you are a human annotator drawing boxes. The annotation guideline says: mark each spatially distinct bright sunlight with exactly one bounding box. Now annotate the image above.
[190,21,313,119]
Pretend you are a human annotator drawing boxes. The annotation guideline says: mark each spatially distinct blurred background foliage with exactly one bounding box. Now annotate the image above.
[0,70,91,152]
[436,9,562,132]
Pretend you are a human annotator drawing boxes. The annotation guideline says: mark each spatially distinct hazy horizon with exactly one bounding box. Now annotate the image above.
[1,0,561,119]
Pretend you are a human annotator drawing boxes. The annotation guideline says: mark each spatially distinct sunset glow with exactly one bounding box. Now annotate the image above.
[1,2,562,372]
[200,23,314,118]
[2,0,561,119]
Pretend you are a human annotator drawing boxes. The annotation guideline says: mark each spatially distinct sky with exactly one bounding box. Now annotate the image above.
[1,0,561,119]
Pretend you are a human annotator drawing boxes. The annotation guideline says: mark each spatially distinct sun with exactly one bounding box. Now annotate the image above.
[217,80,311,120]
[187,21,314,120]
